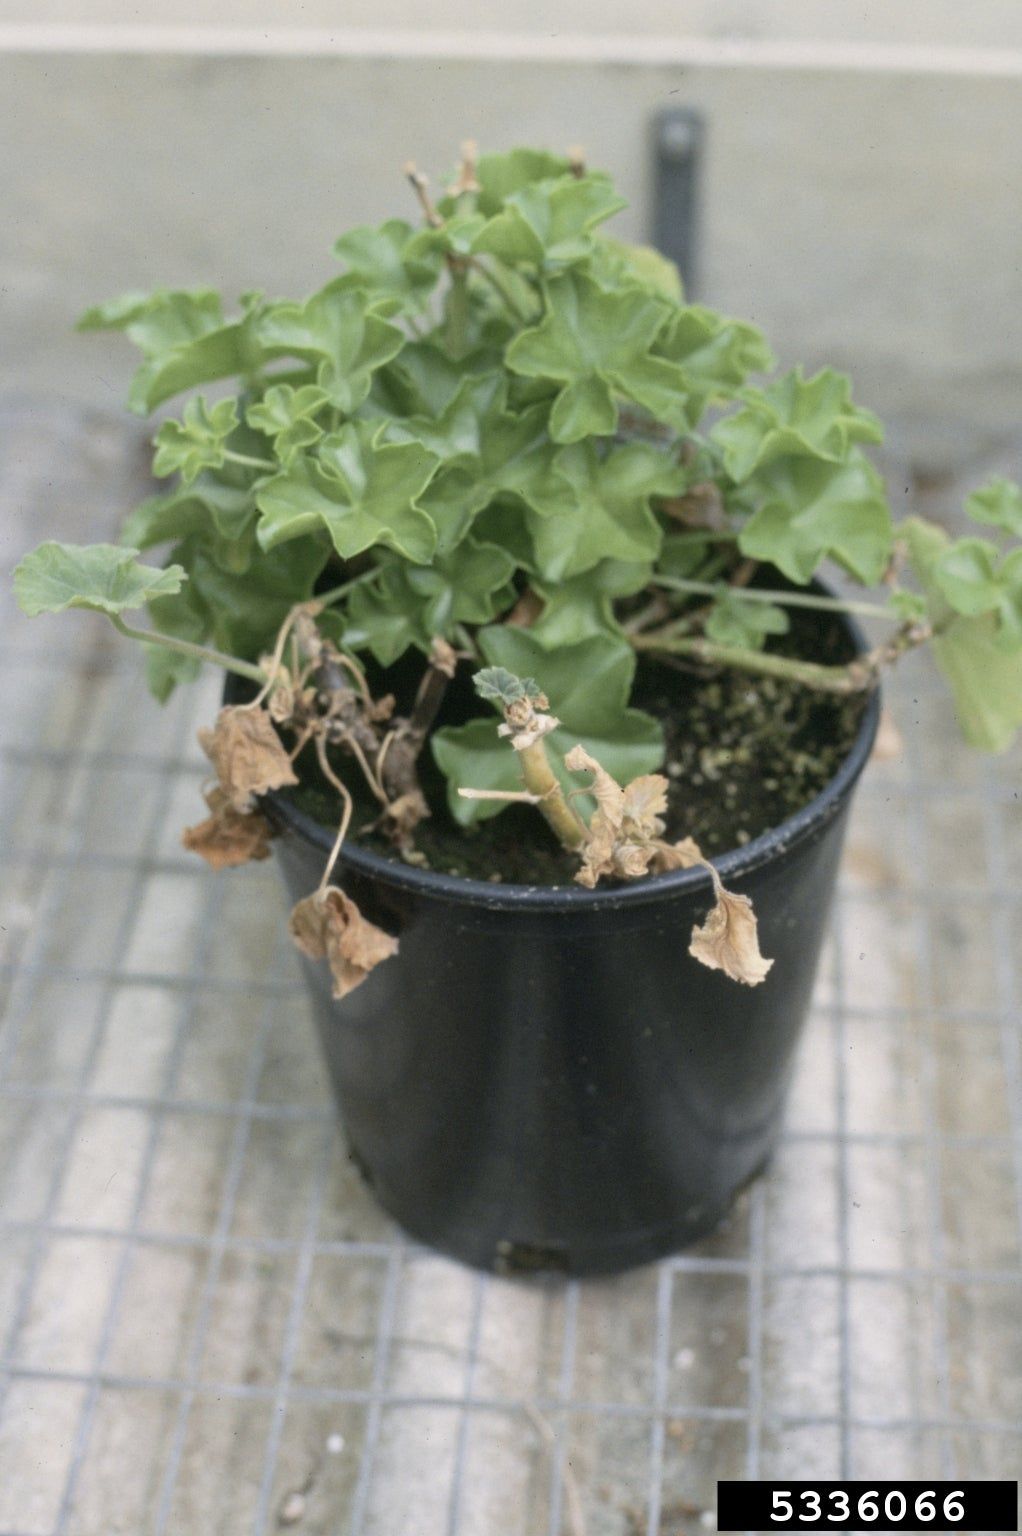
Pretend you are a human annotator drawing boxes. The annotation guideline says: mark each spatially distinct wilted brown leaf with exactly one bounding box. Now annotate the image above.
[288,886,398,999]
[198,704,298,811]
[689,865,773,986]
[650,837,704,872]
[181,787,274,870]
[565,747,671,887]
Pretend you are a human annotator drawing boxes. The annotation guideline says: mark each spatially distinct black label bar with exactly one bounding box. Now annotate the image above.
[716,1480,1018,1532]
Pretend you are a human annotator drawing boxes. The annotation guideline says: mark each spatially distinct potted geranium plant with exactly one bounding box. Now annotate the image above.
[14,143,1022,1275]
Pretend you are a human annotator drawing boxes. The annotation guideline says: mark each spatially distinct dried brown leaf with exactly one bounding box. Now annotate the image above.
[564,744,625,824]
[689,866,773,986]
[181,786,274,870]
[288,886,398,999]
[198,704,298,811]
[650,837,704,873]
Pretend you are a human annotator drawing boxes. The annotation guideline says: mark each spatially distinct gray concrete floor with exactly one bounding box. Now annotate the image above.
[0,401,1020,1534]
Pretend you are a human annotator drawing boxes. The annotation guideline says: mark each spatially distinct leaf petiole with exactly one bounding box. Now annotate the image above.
[651,575,897,622]
[109,615,268,684]
[221,450,278,474]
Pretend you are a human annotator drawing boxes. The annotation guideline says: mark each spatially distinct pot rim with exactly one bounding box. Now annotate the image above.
[260,600,881,912]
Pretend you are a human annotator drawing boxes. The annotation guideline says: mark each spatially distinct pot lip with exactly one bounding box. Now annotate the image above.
[259,597,881,912]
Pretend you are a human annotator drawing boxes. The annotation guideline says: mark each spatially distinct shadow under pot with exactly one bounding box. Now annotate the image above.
[232,616,879,1278]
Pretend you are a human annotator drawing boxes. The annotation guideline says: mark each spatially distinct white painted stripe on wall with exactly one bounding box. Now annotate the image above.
[1,26,1022,77]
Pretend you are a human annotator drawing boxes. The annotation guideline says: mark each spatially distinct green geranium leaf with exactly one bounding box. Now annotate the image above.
[932,536,1002,616]
[246,384,329,465]
[505,272,688,442]
[904,517,1022,751]
[404,538,517,633]
[432,628,663,825]
[589,238,684,300]
[152,395,240,483]
[332,218,442,307]
[121,475,256,553]
[405,211,489,264]
[529,561,650,648]
[965,476,1022,538]
[473,173,626,267]
[258,283,404,412]
[344,539,516,665]
[343,562,429,666]
[87,292,271,415]
[255,422,438,563]
[14,542,186,617]
[78,287,223,355]
[657,532,714,579]
[655,307,774,425]
[738,452,894,586]
[527,440,683,580]
[184,536,328,659]
[713,367,883,483]
[704,590,790,649]
[471,148,571,217]
[931,537,1022,649]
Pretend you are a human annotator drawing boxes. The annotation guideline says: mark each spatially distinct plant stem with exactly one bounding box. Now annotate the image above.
[467,257,534,322]
[651,575,896,621]
[630,632,867,694]
[222,450,278,474]
[445,261,471,357]
[110,617,267,684]
[315,569,380,608]
[516,740,588,850]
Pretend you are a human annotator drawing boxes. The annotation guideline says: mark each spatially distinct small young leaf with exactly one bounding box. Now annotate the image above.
[713,367,883,483]
[704,591,790,650]
[14,542,185,617]
[965,476,1022,537]
[473,172,626,267]
[332,218,442,308]
[152,396,240,483]
[473,667,545,708]
[245,384,329,465]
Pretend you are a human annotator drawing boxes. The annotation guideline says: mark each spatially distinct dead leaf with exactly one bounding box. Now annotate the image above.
[382,789,430,844]
[565,747,670,887]
[288,886,398,999]
[689,864,773,986]
[505,589,544,629]
[181,787,274,870]
[650,836,704,872]
[198,704,298,811]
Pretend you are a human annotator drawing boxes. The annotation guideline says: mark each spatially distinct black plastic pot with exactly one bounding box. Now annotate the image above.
[246,626,879,1278]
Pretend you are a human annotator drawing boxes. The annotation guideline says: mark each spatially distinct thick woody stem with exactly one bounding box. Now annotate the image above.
[515,740,588,851]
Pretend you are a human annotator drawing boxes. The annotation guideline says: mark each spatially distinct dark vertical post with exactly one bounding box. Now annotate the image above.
[651,108,704,298]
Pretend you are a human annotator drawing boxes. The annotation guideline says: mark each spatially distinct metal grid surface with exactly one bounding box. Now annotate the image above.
[0,402,1020,1535]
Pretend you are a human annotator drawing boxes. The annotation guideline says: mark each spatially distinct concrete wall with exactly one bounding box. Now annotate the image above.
[1,9,1020,467]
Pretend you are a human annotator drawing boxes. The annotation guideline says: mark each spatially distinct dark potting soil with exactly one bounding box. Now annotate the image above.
[286,604,868,887]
